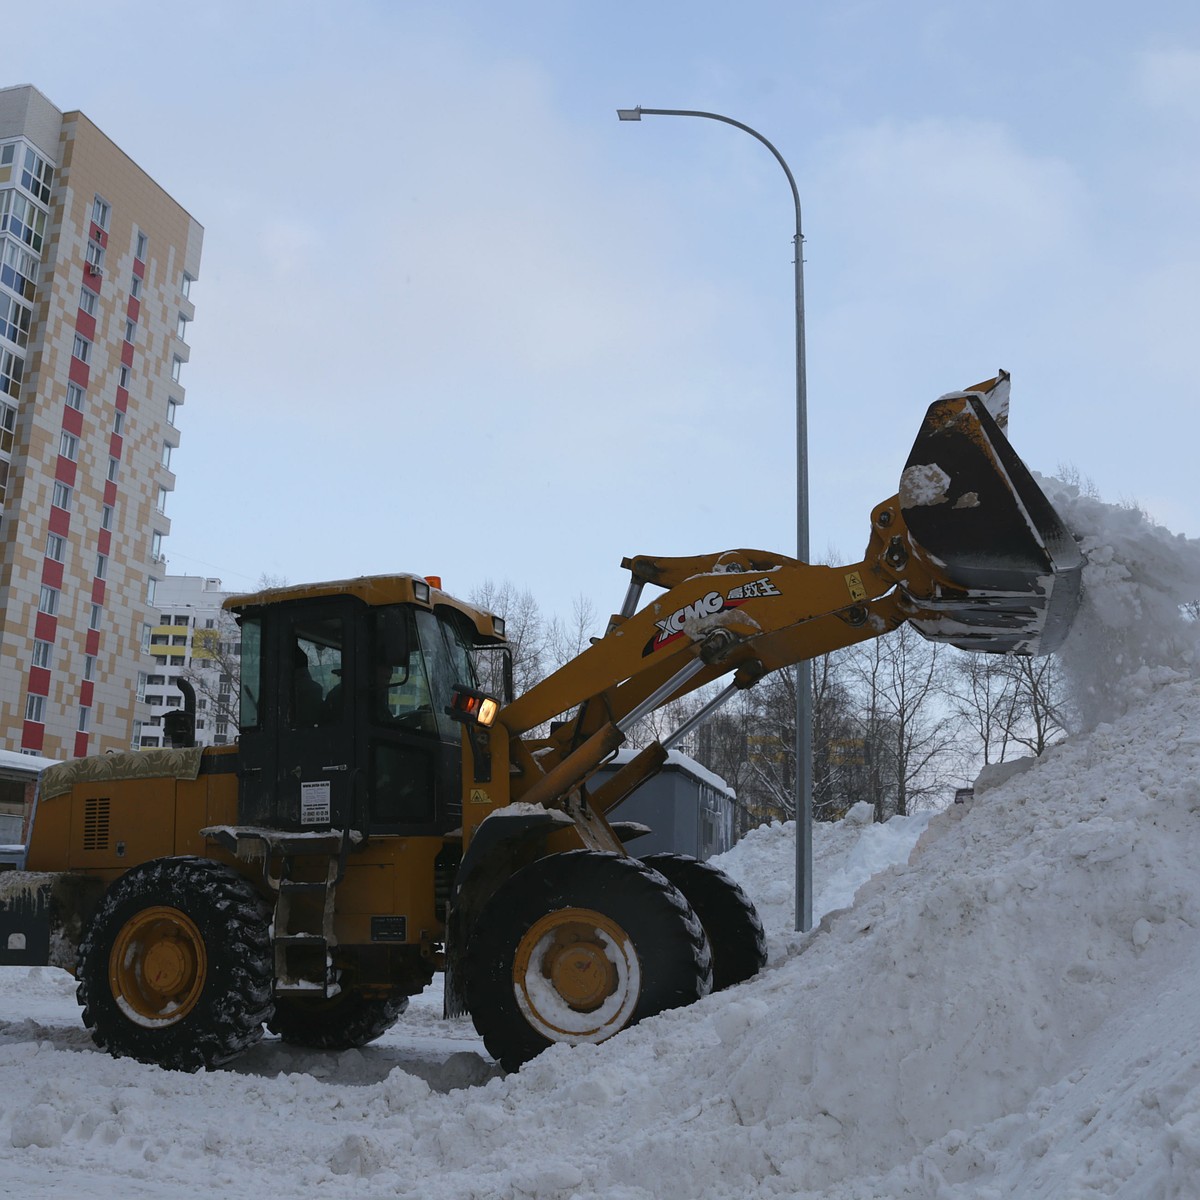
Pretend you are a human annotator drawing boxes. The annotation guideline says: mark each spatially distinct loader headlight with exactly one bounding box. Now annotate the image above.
[447,685,499,727]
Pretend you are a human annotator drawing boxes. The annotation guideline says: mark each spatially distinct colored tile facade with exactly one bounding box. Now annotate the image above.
[0,85,203,759]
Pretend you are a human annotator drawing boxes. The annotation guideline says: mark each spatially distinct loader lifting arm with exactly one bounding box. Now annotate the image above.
[456,374,1083,856]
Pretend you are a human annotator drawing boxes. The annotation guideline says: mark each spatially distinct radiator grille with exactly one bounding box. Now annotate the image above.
[82,797,110,851]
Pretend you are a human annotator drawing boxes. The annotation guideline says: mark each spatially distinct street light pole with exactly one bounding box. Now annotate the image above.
[617,106,813,932]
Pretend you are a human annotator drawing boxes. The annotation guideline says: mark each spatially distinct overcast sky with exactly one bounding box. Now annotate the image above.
[23,1,1200,624]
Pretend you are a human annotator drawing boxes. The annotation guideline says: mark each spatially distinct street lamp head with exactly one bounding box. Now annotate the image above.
[616,108,642,121]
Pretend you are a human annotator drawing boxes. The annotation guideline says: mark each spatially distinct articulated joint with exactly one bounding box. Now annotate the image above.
[884,536,909,571]
[699,627,740,665]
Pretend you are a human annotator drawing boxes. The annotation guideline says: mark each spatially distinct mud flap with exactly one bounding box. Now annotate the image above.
[899,391,1083,655]
[0,874,53,966]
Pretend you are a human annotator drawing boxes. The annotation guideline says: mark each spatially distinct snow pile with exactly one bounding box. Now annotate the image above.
[1044,475,1200,727]
[5,702,1200,1197]
[714,802,933,964]
[3,488,1200,1194]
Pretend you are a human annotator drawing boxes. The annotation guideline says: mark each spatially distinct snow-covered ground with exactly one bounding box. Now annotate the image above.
[4,483,1200,1198]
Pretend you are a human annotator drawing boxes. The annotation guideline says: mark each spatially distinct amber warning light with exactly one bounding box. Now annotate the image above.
[447,685,499,727]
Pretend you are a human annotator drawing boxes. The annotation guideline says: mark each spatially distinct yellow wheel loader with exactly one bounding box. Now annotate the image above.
[0,375,1082,1072]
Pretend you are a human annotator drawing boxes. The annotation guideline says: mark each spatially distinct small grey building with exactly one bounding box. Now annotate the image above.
[0,748,57,846]
[595,749,735,861]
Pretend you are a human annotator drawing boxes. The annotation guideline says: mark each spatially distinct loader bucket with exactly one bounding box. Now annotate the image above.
[898,391,1083,655]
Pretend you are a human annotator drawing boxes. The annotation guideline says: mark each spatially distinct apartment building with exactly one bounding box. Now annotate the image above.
[0,85,202,758]
[136,574,236,751]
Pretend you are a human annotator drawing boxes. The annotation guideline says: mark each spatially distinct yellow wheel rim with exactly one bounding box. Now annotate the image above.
[109,906,207,1025]
[512,906,640,1042]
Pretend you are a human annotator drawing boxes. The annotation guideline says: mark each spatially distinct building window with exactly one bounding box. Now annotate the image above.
[45,532,65,562]
[0,292,32,346]
[79,286,98,317]
[136,671,147,702]
[156,486,169,514]
[176,313,189,340]
[1,192,47,253]
[151,531,164,561]
[85,240,105,276]
[1,240,38,300]
[141,623,151,651]
[166,398,179,426]
[59,431,79,461]
[130,274,142,300]
[52,481,72,511]
[171,356,183,383]
[84,655,95,681]
[24,694,45,723]
[101,503,114,530]
[161,443,172,469]
[95,553,107,580]
[0,347,23,399]
[66,382,85,411]
[0,400,15,453]
[21,148,53,204]
[31,639,52,669]
[72,333,91,363]
[181,272,193,299]
[89,603,103,631]
[135,231,148,260]
[132,719,143,748]
[124,318,136,344]
[117,364,130,389]
[107,456,120,483]
[113,410,124,435]
[77,706,91,733]
[91,196,111,229]
[146,578,157,606]
[38,585,59,615]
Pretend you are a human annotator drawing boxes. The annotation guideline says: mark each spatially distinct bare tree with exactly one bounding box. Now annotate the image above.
[945,652,1022,767]
[545,594,599,672]
[184,610,242,730]
[842,624,960,819]
[996,653,1072,756]
[470,579,548,700]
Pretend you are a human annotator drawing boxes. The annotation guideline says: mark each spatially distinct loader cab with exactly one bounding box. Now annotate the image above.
[226,576,508,837]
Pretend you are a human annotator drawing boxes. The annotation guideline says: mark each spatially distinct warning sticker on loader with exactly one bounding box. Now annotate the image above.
[301,780,331,825]
[469,789,491,805]
[844,571,867,602]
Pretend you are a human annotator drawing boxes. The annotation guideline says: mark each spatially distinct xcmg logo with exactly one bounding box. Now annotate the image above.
[654,590,724,642]
[643,578,781,655]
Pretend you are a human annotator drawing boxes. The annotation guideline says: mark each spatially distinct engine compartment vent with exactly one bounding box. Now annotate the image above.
[82,797,110,851]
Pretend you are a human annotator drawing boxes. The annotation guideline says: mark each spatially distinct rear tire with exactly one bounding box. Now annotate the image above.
[641,853,767,990]
[77,857,273,1072]
[463,850,712,1072]
[269,989,407,1050]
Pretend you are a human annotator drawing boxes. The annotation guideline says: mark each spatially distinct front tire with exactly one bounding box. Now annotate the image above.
[269,989,407,1050]
[641,853,767,991]
[77,857,273,1071]
[463,850,712,1072]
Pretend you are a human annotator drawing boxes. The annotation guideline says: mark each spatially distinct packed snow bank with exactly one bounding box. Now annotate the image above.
[5,684,1200,1198]
[6,482,1200,1196]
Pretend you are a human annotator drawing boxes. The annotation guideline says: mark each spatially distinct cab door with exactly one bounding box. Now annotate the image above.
[244,598,360,831]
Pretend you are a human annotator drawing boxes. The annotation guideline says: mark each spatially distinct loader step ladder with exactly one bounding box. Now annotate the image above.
[200,825,359,999]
